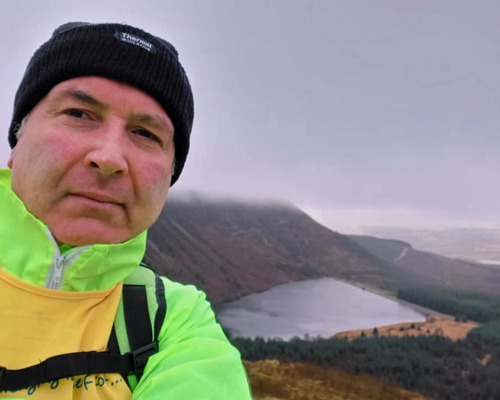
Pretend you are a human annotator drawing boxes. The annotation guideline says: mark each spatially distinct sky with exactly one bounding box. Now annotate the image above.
[1,0,499,234]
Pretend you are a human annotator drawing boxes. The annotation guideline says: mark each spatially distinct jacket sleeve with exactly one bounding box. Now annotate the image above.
[131,277,252,399]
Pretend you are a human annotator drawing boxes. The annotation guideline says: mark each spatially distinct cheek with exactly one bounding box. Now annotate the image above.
[11,134,79,201]
[16,133,75,173]
[137,162,172,209]
[150,173,171,206]
[42,135,82,160]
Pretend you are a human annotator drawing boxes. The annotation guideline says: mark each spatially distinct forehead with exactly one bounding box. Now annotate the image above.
[43,76,174,130]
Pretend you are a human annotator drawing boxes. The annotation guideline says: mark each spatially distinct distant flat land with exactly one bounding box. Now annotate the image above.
[362,226,500,262]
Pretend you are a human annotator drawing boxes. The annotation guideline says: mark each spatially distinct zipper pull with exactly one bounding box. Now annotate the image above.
[51,255,66,289]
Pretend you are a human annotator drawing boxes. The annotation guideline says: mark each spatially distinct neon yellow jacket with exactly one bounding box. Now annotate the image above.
[0,169,252,399]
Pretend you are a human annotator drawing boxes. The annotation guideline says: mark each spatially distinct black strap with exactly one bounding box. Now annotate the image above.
[154,273,167,341]
[112,269,166,385]
[107,326,121,355]
[0,343,158,392]
[122,285,152,352]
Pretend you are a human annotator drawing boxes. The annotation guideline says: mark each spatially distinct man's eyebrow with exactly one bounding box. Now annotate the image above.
[134,113,174,133]
[56,89,106,108]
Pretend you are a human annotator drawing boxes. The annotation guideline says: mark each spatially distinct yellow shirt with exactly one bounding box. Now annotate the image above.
[0,269,131,399]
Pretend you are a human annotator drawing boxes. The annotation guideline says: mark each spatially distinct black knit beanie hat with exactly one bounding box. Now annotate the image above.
[8,22,194,186]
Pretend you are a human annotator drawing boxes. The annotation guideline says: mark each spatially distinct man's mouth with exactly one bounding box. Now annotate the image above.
[71,191,125,208]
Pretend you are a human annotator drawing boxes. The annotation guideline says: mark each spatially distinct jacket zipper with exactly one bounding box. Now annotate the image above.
[45,228,89,290]
[50,254,66,289]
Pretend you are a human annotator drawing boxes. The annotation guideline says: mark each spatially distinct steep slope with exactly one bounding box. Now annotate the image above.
[145,195,500,306]
[144,196,396,304]
[245,360,426,400]
[349,235,500,293]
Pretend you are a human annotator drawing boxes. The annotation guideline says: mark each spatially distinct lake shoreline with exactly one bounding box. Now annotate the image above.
[218,276,429,340]
[336,277,455,321]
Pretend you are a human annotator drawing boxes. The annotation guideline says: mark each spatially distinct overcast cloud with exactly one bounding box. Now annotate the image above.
[1,0,499,233]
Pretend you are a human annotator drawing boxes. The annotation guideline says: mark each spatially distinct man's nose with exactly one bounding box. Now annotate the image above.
[84,129,129,177]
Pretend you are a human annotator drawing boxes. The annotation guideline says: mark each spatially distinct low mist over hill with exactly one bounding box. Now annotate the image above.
[145,195,396,304]
[145,194,500,305]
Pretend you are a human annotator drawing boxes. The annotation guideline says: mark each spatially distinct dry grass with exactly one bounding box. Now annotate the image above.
[333,314,478,341]
[245,360,426,400]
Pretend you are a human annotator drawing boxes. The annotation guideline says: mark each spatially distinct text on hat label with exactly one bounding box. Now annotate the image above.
[114,32,157,54]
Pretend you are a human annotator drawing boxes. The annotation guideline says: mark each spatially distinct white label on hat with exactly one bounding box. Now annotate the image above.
[114,32,157,54]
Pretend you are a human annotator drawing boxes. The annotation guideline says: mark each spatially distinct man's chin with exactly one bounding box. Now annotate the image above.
[50,223,133,246]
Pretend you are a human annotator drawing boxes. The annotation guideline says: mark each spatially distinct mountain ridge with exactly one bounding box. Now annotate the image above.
[144,194,500,305]
[145,197,398,304]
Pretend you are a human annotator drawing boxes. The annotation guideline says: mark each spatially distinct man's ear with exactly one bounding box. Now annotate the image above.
[7,148,15,169]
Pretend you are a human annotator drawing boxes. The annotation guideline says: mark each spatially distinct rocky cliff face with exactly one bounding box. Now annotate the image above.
[144,196,394,304]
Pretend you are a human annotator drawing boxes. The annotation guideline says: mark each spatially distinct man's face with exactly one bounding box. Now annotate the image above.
[8,76,175,245]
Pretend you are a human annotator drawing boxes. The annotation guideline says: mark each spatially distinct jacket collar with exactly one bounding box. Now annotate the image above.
[0,169,147,291]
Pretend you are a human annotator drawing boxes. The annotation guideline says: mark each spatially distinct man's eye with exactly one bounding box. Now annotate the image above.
[64,109,88,119]
[133,129,161,143]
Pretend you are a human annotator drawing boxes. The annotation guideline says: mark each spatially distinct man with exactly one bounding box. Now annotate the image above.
[0,22,252,399]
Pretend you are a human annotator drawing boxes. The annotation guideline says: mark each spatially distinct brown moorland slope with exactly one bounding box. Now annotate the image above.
[145,196,397,304]
[245,360,426,400]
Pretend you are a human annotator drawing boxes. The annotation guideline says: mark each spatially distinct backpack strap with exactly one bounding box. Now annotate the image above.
[110,264,166,390]
[0,265,166,393]
[0,347,157,392]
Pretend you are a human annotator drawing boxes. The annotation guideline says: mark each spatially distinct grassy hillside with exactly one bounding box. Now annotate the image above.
[349,235,412,261]
[145,196,397,304]
[245,360,426,400]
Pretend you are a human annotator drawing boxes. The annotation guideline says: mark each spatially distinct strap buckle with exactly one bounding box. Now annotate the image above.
[129,341,158,375]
